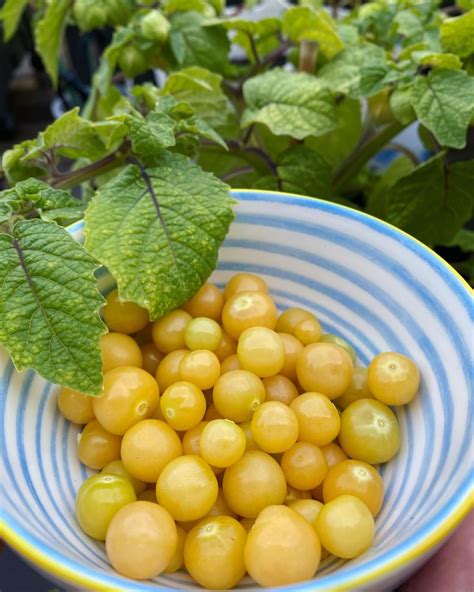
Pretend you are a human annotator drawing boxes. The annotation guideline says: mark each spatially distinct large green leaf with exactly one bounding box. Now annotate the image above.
[440,10,474,58]
[228,18,281,63]
[0,0,29,41]
[318,43,389,98]
[84,152,234,319]
[410,69,474,149]
[282,6,344,59]
[35,0,73,87]
[276,146,332,198]
[305,98,361,166]
[385,155,474,246]
[0,219,105,394]
[169,12,230,75]
[366,156,415,219]
[444,228,474,252]
[242,69,337,140]
[161,67,237,133]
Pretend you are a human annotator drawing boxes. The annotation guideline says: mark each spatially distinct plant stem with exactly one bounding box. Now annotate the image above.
[385,142,419,165]
[299,41,318,73]
[332,120,407,193]
[247,33,261,67]
[49,150,126,190]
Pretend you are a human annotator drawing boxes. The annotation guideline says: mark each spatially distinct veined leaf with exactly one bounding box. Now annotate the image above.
[35,0,73,87]
[242,68,337,140]
[440,10,474,58]
[282,6,344,59]
[410,68,474,149]
[0,219,105,394]
[276,146,332,198]
[386,154,474,246]
[84,152,234,319]
[1,0,29,41]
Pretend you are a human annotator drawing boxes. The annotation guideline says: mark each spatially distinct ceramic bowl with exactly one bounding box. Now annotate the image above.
[1,190,472,591]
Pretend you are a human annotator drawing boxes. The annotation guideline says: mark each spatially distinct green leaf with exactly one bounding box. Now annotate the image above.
[366,156,415,218]
[456,0,474,10]
[0,219,105,394]
[0,0,29,41]
[414,51,462,70]
[318,43,389,98]
[125,111,176,161]
[177,115,227,149]
[0,178,82,228]
[390,86,416,124]
[385,154,474,246]
[1,140,48,185]
[24,108,126,161]
[242,69,337,140]
[222,17,280,63]
[91,28,134,97]
[35,0,73,87]
[276,146,332,198]
[394,10,424,41]
[163,0,216,16]
[440,10,474,58]
[169,12,230,75]
[84,152,234,319]
[410,69,474,149]
[282,6,344,59]
[305,98,362,166]
[444,228,474,252]
[161,66,237,134]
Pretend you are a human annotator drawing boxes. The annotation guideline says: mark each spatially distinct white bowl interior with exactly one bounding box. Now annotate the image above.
[1,191,472,591]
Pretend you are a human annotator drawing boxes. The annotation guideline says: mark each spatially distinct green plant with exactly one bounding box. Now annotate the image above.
[0,0,473,394]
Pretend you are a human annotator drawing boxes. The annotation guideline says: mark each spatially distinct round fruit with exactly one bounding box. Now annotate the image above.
[155,349,189,392]
[73,0,108,31]
[319,333,357,364]
[214,331,237,361]
[160,381,206,431]
[182,421,208,456]
[237,327,284,377]
[335,367,373,410]
[263,374,298,405]
[222,291,277,339]
[57,387,94,424]
[93,367,159,435]
[118,45,148,78]
[290,392,340,446]
[184,516,247,589]
[239,420,259,451]
[101,459,146,495]
[244,505,321,586]
[184,317,222,351]
[182,282,224,321]
[156,455,218,521]
[152,310,192,354]
[224,273,268,300]
[213,370,265,422]
[220,354,241,374]
[75,474,136,540]
[179,350,221,390]
[78,419,122,469]
[100,332,142,374]
[339,399,400,464]
[296,343,353,398]
[222,451,286,518]
[316,495,375,558]
[200,419,246,468]
[294,318,321,345]
[102,289,148,334]
[250,401,299,453]
[140,10,170,43]
[165,525,186,573]
[140,342,163,376]
[281,442,328,490]
[106,501,178,579]
[323,459,384,516]
[121,419,182,482]
[278,333,304,382]
[368,352,420,405]
[276,307,315,335]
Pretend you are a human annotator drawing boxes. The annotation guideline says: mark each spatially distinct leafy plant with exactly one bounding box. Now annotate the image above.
[0,0,473,394]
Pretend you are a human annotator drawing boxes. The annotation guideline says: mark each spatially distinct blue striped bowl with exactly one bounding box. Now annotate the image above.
[1,190,472,591]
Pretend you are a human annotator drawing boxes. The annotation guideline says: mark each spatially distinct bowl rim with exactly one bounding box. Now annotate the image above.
[1,188,472,591]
